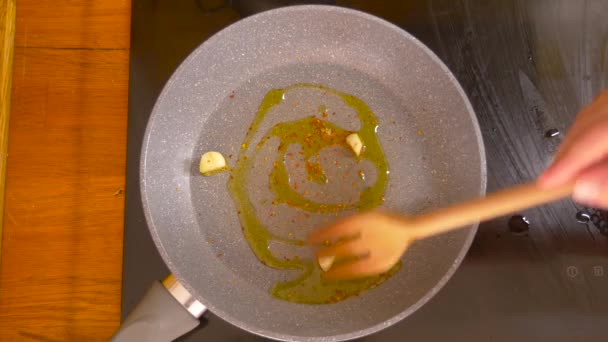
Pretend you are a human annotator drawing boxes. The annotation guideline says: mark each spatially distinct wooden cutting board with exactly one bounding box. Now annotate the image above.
[0,0,130,340]
[0,0,15,257]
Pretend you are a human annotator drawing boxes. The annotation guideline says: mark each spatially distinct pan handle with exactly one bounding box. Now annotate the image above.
[110,274,206,342]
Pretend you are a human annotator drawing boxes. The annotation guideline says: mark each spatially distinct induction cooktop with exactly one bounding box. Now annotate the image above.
[122,1,608,341]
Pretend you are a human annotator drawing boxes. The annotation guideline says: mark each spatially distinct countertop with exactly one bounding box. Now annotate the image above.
[0,0,130,340]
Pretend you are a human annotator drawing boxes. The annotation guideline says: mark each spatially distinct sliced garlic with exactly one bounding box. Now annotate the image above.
[346,133,363,156]
[199,151,227,176]
[318,255,335,272]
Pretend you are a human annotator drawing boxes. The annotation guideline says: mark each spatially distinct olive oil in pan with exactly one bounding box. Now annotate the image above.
[227,84,398,304]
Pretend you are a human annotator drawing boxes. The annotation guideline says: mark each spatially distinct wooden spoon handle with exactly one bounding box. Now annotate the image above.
[410,182,575,239]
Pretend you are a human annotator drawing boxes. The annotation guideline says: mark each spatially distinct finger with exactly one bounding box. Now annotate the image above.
[552,109,608,163]
[594,89,608,104]
[323,257,386,280]
[572,160,608,209]
[539,120,608,187]
[316,239,369,259]
[545,92,608,169]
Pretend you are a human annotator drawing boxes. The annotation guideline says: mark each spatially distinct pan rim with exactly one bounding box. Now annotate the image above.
[141,4,487,342]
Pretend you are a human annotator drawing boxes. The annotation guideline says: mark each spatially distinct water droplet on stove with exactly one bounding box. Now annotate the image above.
[545,128,560,138]
[576,211,591,224]
[508,215,530,233]
[528,55,533,61]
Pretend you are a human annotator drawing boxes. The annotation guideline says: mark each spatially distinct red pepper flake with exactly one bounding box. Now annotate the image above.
[322,112,328,118]
[228,154,233,159]
[217,253,224,257]
[295,163,300,168]
[293,182,298,189]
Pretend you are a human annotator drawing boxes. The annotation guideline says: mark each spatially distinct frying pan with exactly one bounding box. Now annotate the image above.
[112,5,486,342]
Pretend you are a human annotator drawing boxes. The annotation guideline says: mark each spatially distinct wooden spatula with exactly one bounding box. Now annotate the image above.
[308,182,574,280]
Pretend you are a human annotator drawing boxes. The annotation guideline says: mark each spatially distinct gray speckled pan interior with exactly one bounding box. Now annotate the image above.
[141,5,486,342]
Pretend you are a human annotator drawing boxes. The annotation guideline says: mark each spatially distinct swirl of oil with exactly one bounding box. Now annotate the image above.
[228,84,399,304]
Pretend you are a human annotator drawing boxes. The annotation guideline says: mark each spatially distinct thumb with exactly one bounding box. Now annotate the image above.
[572,159,608,208]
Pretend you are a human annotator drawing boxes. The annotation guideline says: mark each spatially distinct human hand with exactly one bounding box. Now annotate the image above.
[538,90,608,209]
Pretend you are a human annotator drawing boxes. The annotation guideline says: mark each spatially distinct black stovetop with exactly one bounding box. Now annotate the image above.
[123,1,608,341]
